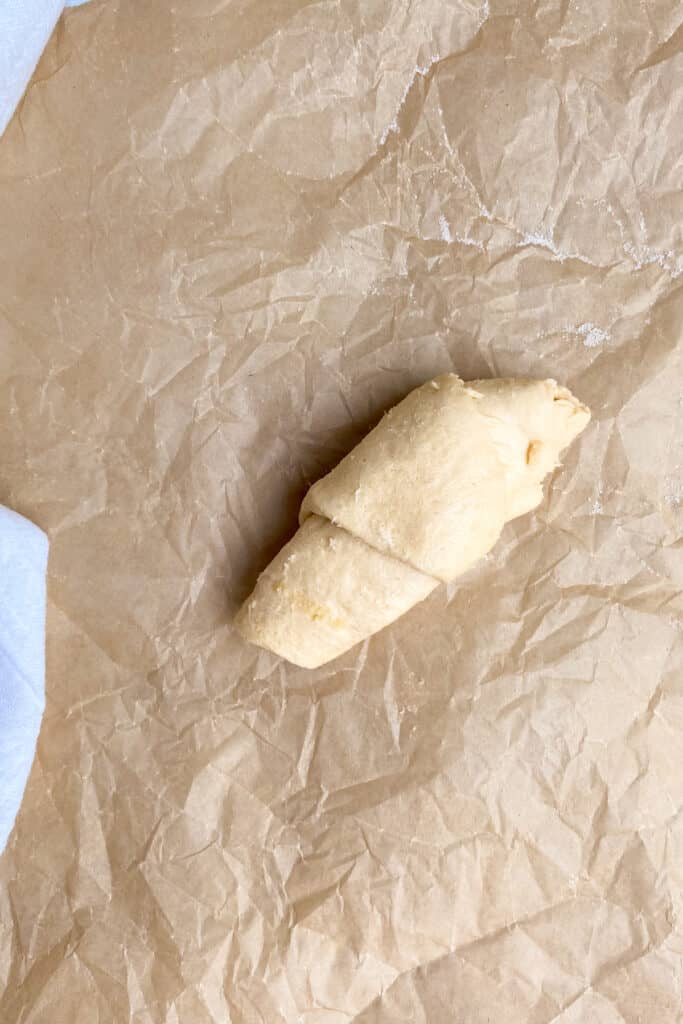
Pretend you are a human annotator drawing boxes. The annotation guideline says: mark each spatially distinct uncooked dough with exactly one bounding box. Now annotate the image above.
[235,375,590,668]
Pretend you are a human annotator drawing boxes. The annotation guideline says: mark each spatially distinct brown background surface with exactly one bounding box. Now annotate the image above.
[1,1,682,1021]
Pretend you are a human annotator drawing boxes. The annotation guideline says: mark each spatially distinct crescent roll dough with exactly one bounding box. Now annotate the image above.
[236,375,590,668]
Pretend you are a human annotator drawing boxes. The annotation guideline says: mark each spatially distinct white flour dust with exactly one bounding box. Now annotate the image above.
[577,322,609,348]
[438,214,453,243]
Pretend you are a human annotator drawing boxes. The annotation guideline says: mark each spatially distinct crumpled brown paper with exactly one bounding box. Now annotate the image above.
[1,0,682,1020]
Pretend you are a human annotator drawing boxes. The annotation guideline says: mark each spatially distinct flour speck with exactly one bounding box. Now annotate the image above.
[578,322,609,348]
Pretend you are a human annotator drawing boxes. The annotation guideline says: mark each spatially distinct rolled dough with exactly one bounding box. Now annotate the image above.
[236,375,590,668]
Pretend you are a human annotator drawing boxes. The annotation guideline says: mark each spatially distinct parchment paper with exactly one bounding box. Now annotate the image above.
[1,1,682,1021]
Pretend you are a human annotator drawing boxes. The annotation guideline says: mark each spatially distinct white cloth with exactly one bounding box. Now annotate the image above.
[0,506,48,853]
[0,0,94,136]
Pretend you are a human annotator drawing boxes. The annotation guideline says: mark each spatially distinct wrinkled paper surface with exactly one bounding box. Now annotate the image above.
[1,1,683,1021]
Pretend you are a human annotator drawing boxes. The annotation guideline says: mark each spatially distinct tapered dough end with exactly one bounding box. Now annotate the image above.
[235,515,437,669]
[469,377,591,518]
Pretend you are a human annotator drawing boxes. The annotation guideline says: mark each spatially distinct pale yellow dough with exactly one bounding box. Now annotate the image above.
[235,375,590,668]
